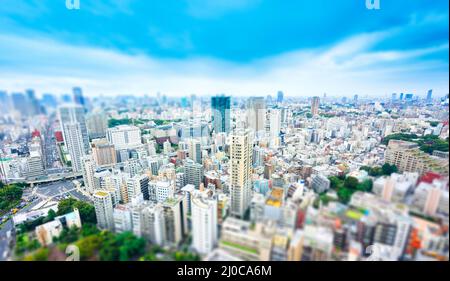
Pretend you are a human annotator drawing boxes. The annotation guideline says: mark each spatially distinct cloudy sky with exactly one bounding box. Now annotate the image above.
[0,0,448,98]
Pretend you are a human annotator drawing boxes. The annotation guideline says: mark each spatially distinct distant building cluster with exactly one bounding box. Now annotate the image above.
[0,88,448,261]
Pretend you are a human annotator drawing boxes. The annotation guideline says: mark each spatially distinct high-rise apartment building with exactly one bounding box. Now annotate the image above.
[191,192,218,255]
[385,140,449,176]
[81,155,96,194]
[59,105,90,153]
[94,190,115,231]
[229,129,253,218]
[62,123,86,172]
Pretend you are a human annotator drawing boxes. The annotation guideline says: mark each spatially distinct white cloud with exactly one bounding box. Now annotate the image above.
[0,29,448,98]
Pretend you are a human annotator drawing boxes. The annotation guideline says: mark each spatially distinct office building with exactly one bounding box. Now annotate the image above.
[311,96,320,116]
[107,125,142,150]
[211,95,231,134]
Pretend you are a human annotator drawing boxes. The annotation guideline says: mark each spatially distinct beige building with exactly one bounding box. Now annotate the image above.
[229,129,253,218]
[92,138,117,166]
[385,140,449,176]
[219,217,272,261]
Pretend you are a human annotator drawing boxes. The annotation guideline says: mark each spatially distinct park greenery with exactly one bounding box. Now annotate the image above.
[360,163,398,177]
[16,198,96,234]
[0,183,24,215]
[323,164,398,205]
[382,133,449,154]
[328,176,373,204]
[108,118,183,128]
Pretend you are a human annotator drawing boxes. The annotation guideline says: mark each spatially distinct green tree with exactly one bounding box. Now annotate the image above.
[344,177,359,190]
[382,163,398,176]
[337,188,353,204]
[76,235,104,260]
[369,166,383,177]
[0,184,23,212]
[357,179,373,192]
[329,176,342,189]
[57,199,97,224]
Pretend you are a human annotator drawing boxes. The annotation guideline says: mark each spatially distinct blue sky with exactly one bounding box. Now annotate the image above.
[0,0,448,97]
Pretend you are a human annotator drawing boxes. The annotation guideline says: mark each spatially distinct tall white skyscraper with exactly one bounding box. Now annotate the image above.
[63,123,86,172]
[191,193,218,255]
[94,190,115,231]
[269,109,281,138]
[229,129,253,219]
[59,105,90,153]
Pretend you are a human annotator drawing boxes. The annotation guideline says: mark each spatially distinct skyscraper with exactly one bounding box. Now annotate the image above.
[311,96,320,116]
[277,91,284,104]
[269,109,281,139]
[26,89,41,115]
[247,97,266,136]
[73,87,86,109]
[426,89,433,102]
[86,112,108,139]
[11,93,29,116]
[191,193,218,254]
[63,123,86,172]
[94,190,115,231]
[229,129,253,219]
[211,95,231,134]
[59,105,90,153]
[0,91,10,114]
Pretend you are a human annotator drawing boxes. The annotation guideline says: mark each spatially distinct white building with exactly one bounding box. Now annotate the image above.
[94,190,115,231]
[107,125,142,150]
[191,193,218,255]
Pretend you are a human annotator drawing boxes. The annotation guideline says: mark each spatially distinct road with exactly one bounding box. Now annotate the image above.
[0,220,14,261]
[0,180,92,261]
[43,114,62,169]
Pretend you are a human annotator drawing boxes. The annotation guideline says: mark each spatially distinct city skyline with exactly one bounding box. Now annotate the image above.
[0,0,448,97]
[0,0,449,266]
